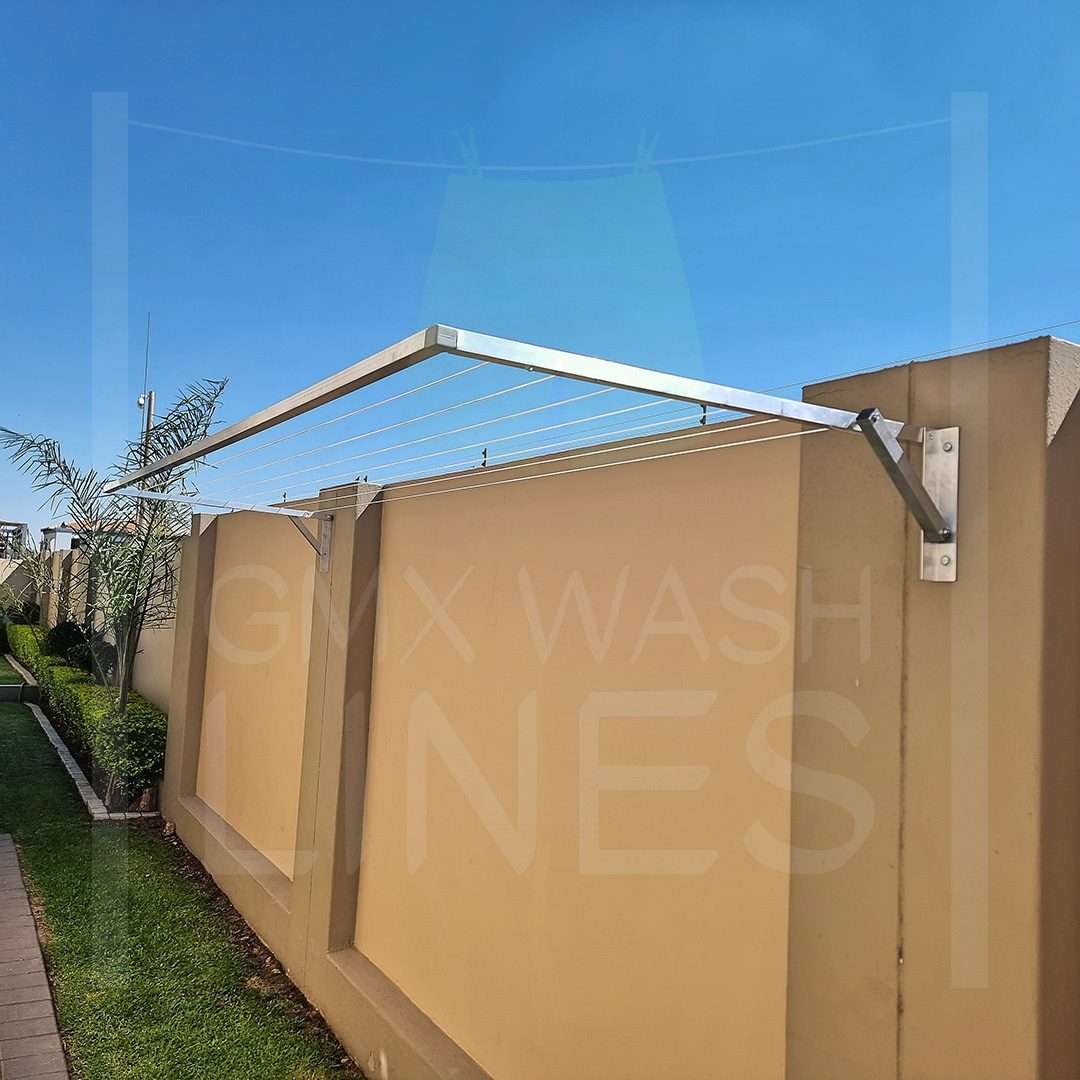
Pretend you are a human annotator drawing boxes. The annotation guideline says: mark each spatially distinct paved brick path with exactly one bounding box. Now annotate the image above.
[0,835,68,1079]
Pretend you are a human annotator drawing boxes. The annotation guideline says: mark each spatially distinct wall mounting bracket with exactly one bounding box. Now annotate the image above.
[856,408,958,582]
[289,513,333,573]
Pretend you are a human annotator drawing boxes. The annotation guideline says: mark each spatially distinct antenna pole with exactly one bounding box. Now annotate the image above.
[142,311,152,400]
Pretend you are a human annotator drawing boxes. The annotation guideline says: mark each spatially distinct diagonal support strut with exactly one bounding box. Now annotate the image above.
[289,515,333,573]
[856,408,952,541]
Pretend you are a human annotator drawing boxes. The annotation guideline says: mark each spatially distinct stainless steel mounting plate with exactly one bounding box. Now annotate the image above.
[921,427,959,582]
[317,516,333,574]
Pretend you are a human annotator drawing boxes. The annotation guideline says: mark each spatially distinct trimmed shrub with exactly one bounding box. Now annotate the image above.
[44,620,86,657]
[41,665,115,757]
[6,622,167,797]
[7,623,44,671]
[92,699,168,799]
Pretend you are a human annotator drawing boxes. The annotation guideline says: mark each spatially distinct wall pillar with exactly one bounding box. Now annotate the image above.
[291,486,382,983]
[787,337,1080,1079]
[39,550,63,629]
[57,551,73,623]
[786,362,909,1079]
[68,548,89,628]
[291,484,489,1080]
[162,514,218,820]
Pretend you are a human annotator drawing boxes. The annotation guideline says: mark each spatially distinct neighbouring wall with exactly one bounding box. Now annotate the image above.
[0,558,33,602]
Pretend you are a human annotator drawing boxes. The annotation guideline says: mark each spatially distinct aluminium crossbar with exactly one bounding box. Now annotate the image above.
[104,325,956,571]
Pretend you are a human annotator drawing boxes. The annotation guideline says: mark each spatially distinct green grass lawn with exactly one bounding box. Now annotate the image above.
[0,702,362,1080]
[0,651,23,683]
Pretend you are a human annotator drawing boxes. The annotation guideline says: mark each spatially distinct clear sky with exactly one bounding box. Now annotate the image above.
[3,2,1079,528]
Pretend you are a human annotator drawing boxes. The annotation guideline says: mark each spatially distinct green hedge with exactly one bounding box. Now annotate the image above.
[7,623,167,797]
[7,623,45,677]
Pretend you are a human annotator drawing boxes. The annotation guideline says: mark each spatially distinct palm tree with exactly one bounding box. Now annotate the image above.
[1,379,226,710]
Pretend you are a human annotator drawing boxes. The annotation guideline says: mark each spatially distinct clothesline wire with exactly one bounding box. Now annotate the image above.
[210,384,622,498]
[262,416,788,513]
[208,371,565,484]
[275,404,715,500]
[300,425,827,511]
[143,422,820,516]
[211,360,489,465]
[234,398,698,498]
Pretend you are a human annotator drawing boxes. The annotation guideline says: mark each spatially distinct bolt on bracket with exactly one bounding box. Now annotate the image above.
[289,512,334,573]
[856,408,959,583]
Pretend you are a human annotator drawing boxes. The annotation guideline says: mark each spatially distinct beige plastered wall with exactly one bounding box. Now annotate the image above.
[160,335,1080,1080]
[131,549,182,713]
[132,625,175,713]
[195,511,313,880]
[353,419,802,1080]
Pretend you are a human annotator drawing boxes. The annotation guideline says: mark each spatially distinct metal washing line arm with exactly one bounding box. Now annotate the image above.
[104,324,959,581]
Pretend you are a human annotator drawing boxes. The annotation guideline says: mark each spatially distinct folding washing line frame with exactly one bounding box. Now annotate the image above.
[105,325,960,582]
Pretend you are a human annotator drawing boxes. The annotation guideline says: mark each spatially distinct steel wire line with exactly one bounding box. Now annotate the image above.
[211,361,488,465]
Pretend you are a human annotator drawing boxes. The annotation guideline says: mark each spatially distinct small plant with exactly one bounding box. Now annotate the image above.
[63,633,116,682]
[45,620,86,657]
[93,699,169,800]
[90,634,117,683]
[65,641,93,671]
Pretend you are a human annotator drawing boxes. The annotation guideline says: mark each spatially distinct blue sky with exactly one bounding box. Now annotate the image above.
[3,2,1079,527]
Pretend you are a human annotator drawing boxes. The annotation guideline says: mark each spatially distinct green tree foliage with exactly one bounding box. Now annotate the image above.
[1,379,226,715]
